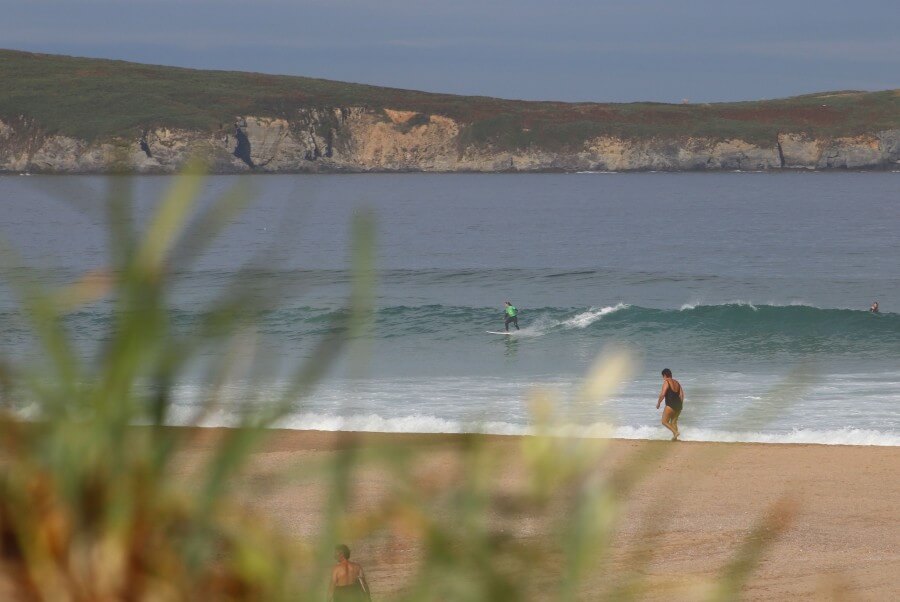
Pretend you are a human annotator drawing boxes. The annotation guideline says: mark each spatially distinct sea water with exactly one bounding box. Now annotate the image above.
[0,172,898,445]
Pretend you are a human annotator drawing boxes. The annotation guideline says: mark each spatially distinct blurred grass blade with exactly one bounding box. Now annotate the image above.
[707,498,797,602]
[106,174,136,270]
[0,241,80,401]
[170,178,252,269]
[51,268,113,313]
[135,165,206,275]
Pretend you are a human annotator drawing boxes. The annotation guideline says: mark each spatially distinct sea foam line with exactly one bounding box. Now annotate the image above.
[261,413,899,447]
[52,403,897,447]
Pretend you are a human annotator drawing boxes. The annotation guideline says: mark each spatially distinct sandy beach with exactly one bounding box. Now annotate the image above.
[177,430,899,600]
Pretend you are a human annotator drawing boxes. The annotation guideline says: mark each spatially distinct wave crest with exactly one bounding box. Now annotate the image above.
[515,303,628,336]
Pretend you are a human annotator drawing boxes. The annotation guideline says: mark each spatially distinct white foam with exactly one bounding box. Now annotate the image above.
[560,303,628,328]
[671,427,900,446]
[276,412,528,436]
[517,303,628,336]
[256,413,899,447]
[25,399,896,446]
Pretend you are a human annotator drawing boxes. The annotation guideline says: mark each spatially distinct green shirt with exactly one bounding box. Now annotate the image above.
[505,305,517,317]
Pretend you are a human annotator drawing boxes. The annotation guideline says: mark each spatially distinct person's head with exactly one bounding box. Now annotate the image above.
[505,301,511,306]
[661,368,672,379]
[334,544,350,562]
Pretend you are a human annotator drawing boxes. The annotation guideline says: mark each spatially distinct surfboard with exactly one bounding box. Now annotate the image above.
[487,331,515,335]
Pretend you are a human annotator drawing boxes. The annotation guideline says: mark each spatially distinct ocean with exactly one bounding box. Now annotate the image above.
[1,172,898,445]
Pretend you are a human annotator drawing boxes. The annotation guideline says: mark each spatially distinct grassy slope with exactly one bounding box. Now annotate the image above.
[2,49,898,148]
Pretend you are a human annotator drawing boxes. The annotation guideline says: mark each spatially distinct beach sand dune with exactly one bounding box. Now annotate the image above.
[177,431,899,600]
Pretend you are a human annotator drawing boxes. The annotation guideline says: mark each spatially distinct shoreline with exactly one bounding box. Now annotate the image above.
[171,415,900,448]
[172,424,900,448]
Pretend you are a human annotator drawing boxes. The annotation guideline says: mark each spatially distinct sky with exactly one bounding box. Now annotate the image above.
[2,0,898,103]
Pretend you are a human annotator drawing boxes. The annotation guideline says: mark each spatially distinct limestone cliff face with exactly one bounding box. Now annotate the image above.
[580,137,782,171]
[1,109,898,174]
[342,110,461,170]
[776,132,899,169]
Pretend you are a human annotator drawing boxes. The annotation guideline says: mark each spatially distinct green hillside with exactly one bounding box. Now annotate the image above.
[2,49,898,148]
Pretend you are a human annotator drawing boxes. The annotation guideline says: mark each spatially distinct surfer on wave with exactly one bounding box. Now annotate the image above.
[504,301,520,332]
[870,300,879,313]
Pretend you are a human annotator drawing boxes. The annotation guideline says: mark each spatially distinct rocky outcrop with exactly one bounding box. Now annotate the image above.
[1,111,898,174]
[141,127,234,172]
[581,137,782,171]
[343,110,461,170]
[776,132,899,169]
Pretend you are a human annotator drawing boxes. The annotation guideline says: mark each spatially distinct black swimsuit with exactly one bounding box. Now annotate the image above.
[333,582,368,601]
[664,381,683,413]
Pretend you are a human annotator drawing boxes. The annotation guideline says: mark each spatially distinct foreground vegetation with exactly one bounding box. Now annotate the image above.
[1,49,898,148]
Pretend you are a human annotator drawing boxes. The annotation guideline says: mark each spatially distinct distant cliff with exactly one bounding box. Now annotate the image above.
[1,50,898,173]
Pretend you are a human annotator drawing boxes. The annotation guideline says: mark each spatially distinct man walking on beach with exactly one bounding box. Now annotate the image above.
[329,544,371,601]
[656,368,684,441]
[504,301,519,331]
